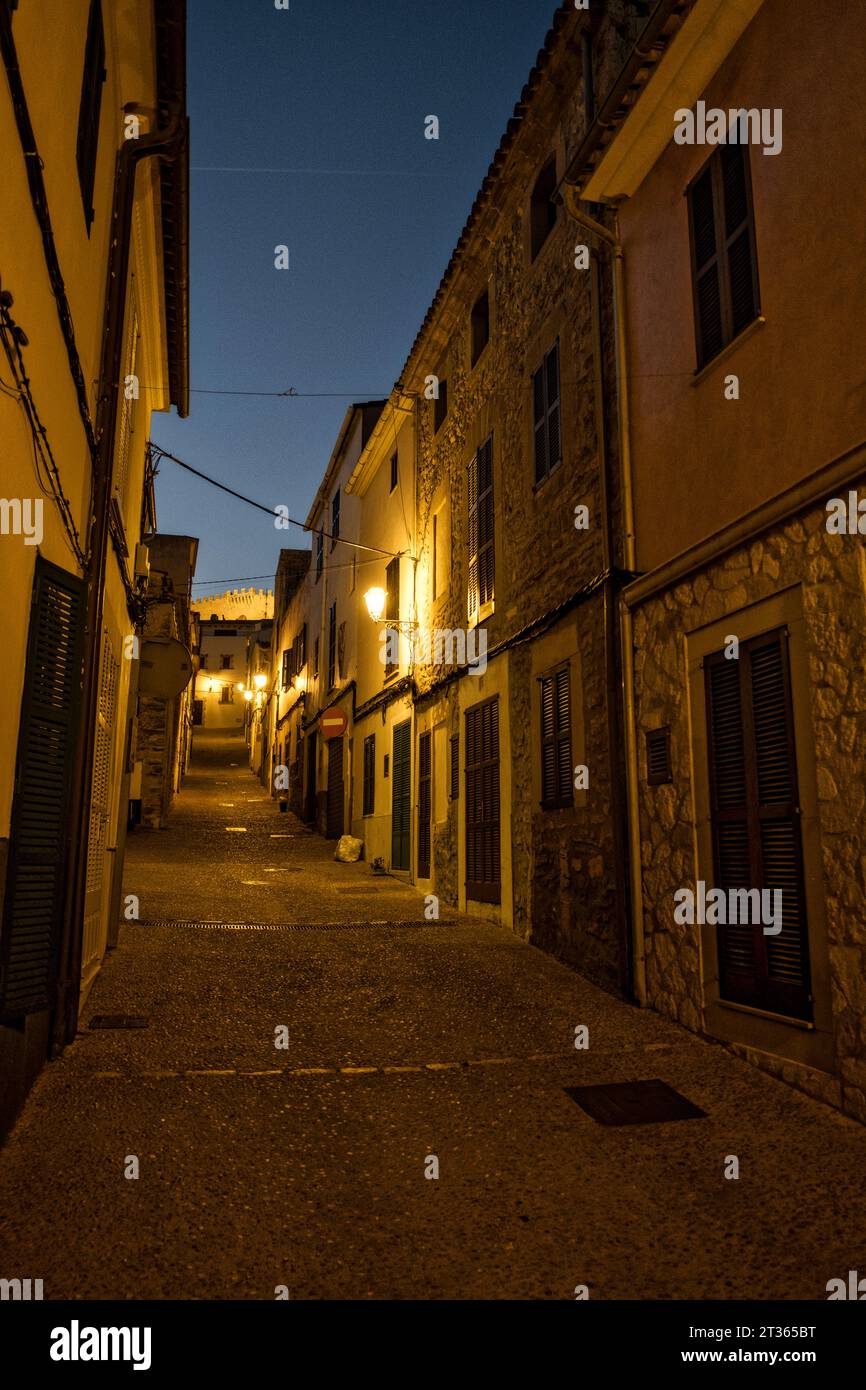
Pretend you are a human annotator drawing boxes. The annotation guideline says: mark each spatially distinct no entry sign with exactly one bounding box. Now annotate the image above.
[321,708,348,740]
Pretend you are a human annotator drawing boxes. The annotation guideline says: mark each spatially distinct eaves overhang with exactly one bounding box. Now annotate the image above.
[154,0,189,417]
[565,0,766,204]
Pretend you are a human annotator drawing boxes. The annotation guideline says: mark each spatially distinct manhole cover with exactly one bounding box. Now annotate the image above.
[564,1079,706,1126]
[89,1015,150,1030]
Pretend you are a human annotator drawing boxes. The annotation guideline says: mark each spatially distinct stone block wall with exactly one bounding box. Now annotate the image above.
[631,481,866,1119]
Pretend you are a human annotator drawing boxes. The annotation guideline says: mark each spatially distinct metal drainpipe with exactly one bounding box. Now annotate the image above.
[55,106,188,1050]
[562,186,647,1006]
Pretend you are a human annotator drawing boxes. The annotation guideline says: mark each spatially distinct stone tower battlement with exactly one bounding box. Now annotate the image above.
[193,587,273,621]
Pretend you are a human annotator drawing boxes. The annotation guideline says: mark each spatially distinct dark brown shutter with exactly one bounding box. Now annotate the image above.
[385,558,399,677]
[540,664,572,809]
[533,366,547,485]
[417,732,432,877]
[532,343,561,484]
[1,560,85,1018]
[646,727,672,785]
[465,697,500,903]
[705,629,810,1019]
[449,735,459,800]
[326,736,344,838]
[391,720,411,870]
[327,601,336,689]
[75,0,105,232]
[689,146,759,368]
[363,734,375,817]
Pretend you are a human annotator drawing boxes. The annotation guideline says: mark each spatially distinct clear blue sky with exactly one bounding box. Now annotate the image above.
[153,0,561,596]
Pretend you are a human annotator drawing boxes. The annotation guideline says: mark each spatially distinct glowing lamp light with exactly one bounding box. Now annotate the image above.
[244,689,253,702]
[364,587,386,622]
[253,673,267,689]
[238,683,245,692]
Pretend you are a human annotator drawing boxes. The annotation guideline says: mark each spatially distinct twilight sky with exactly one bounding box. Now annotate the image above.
[152,0,560,597]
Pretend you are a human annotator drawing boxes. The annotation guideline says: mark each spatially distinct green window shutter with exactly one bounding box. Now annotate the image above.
[1,560,86,1018]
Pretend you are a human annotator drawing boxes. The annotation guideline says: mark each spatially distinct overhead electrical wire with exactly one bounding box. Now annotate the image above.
[150,441,403,558]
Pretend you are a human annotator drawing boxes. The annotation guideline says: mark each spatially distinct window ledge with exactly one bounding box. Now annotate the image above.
[691,315,766,386]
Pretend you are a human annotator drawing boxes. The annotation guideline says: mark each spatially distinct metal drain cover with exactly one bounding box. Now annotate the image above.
[89,1015,150,1030]
[564,1079,706,1126]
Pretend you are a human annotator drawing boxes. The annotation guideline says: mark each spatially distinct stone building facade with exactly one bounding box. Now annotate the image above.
[406,1,641,990]
[565,0,866,1120]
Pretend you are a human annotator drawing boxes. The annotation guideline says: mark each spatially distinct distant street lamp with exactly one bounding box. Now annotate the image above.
[243,689,253,703]
[253,673,267,689]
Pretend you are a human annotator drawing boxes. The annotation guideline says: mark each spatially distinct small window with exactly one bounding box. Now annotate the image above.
[220,654,233,670]
[449,735,459,800]
[471,289,489,366]
[363,734,376,816]
[316,527,324,577]
[313,636,320,678]
[467,435,494,620]
[532,340,561,485]
[331,490,341,549]
[646,727,672,785]
[687,144,760,369]
[76,0,106,233]
[385,557,400,678]
[327,601,337,689]
[434,379,448,433]
[540,664,572,809]
[383,753,390,779]
[200,654,208,670]
[219,685,233,705]
[390,451,398,492]
[530,156,558,262]
[281,650,291,690]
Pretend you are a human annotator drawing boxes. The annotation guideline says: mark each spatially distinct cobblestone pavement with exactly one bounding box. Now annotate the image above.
[1,732,865,1300]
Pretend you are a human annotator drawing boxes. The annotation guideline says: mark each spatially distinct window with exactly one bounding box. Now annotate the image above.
[688,143,760,369]
[220,654,233,670]
[540,664,572,809]
[433,503,448,602]
[313,636,319,678]
[465,697,500,903]
[530,155,557,261]
[704,629,810,1020]
[363,734,376,816]
[316,527,324,578]
[281,649,291,690]
[471,289,489,365]
[385,557,400,678]
[532,340,561,485]
[76,0,106,233]
[390,451,398,492]
[467,435,494,620]
[288,624,306,679]
[449,734,459,800]
[418,732,432,877]
[434,378,448,433]
[327,601,337,689]
[219,685,233,704]
[646,727,672,785]
[200,654,208,670]
[331,490,340,549]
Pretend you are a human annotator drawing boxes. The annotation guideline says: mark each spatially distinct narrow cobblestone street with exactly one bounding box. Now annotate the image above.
[0,731,864,1301]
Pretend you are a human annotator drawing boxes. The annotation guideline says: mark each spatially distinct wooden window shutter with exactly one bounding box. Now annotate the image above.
[76,0,106,232]
[363,734,375,817]
[688,146,759,369]
[705,628,811,1020]
[465,697,500,903]
[646,727,672,785]
[327,601,336,689]
[540,664,572,809]
[449,735,459,800]
[476,435,494,607]
[281,650,291,690]
[0,560,86,1018]
[418,731,432,878]
[467,450,479,619]
[532,342,561,484]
